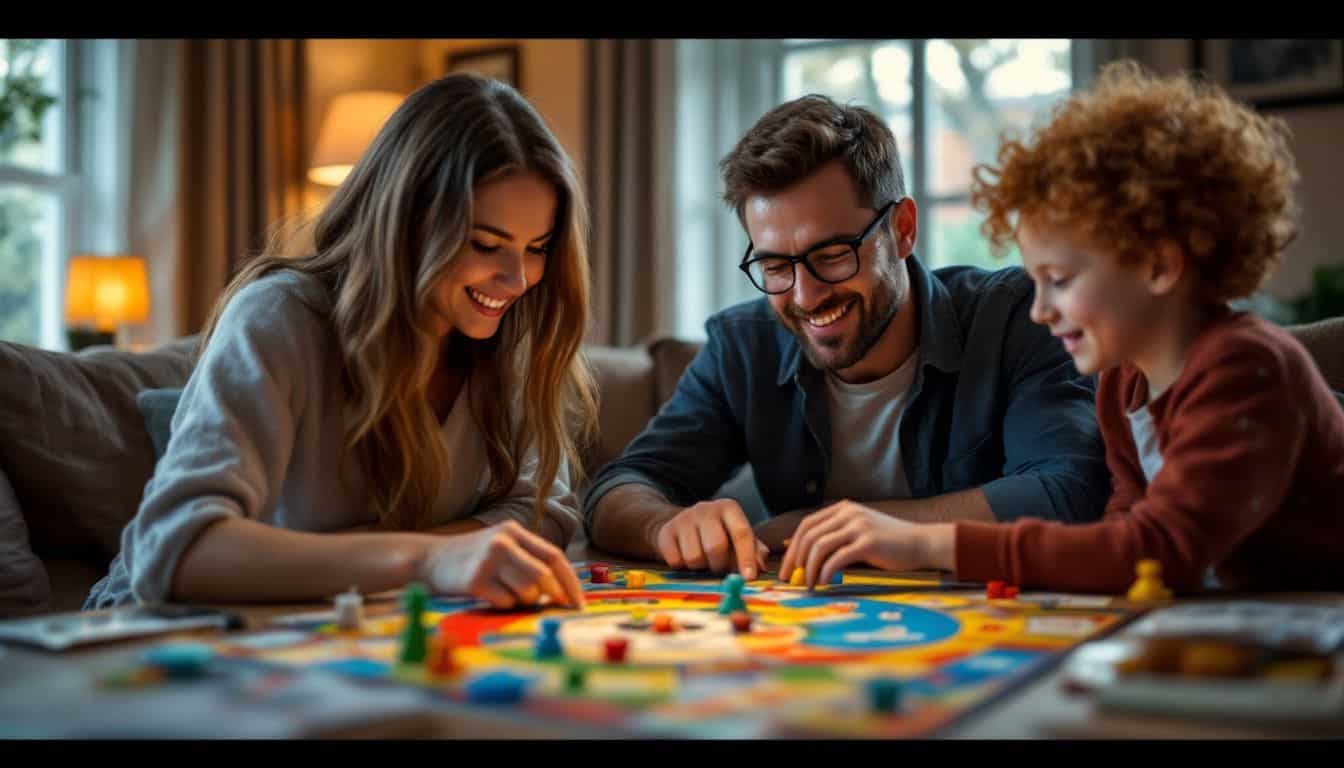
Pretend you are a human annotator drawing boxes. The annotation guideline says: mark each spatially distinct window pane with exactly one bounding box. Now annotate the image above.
[782,41,914,198]
[928,201,1020,272]
[0,185,57,346]
[0,39,63,174]
[926,39,1071,198]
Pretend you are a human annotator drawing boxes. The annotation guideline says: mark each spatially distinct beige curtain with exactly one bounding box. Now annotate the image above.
[584,40,676,348]
[148,39,305,338]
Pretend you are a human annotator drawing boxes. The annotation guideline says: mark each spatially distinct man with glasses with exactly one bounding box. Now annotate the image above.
[581,95,1107,580]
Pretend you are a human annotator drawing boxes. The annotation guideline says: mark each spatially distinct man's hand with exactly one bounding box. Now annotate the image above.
[777,499,956,588]
[653,499,769,580]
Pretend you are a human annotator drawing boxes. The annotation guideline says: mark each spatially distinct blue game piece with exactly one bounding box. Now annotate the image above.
[143,642,215,679]
[534,617,563,659]
[866,677,903,713]
[830,571,844,586]
[465,670,531,705]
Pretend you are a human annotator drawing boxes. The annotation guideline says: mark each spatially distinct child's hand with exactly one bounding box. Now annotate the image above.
[777,501,954,588]
[418,521,586,609]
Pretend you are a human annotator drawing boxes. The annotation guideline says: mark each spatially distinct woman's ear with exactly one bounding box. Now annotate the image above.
[1145,239,1188,296]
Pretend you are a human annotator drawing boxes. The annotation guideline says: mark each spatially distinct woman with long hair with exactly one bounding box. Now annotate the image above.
[88,73,597,609]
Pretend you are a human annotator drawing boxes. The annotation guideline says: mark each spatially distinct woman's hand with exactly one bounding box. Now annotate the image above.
[777,500,955,588]
[417,521,586,609]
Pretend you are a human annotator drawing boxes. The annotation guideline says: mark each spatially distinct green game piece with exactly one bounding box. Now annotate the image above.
[399,582,429,664]
[717,573,748,615]
[565,664,586,692]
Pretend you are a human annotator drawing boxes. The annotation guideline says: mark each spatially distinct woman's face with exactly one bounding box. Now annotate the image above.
[427,169,557,340]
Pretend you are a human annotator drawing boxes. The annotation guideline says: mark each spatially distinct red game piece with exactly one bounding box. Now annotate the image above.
[730,611,752,633]
[1003,586,1020,599]
[603,636,629,663]
[986,581,1006,600]
[428,625,457,678]
[590,564,610,584]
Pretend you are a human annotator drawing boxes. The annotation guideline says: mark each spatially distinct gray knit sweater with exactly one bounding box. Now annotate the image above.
[87,270,578,608]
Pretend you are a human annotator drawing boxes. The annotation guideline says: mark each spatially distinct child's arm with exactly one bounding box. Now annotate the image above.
[955,342,1307,593]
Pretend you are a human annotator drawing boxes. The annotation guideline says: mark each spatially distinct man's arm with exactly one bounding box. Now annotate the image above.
[983,287,1109,524]
[589,483,683,560]
[582,321,749,555]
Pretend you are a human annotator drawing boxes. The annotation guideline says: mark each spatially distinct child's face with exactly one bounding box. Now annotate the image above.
[1018,217,1161,376]
[427,170,556,341]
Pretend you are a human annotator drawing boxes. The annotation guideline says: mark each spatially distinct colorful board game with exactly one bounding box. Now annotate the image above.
[208,563,1141,738]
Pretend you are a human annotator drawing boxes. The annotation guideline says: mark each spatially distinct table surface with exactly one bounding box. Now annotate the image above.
[3,544,1342,739]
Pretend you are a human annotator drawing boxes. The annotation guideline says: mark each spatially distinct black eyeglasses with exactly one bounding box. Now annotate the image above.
[739,201,898,295]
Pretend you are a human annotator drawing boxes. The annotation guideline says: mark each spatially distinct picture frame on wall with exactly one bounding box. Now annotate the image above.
[1193,39,1344,110]
[446,45,521,90]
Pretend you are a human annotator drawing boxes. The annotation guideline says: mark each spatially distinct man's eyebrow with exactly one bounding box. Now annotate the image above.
[752,231,856,259]
[472,223,555,243]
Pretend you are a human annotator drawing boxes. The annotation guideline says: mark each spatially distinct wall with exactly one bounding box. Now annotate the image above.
[303,39,424,212]
[1130,39,1344,302]
[416,40,587,179]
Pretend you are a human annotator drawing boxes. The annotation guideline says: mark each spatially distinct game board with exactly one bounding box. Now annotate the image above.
[208,563,1141,738]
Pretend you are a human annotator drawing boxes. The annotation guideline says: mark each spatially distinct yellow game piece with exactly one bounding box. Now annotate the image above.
[625,571,646,588]
[789,567,806,587]
[629,605,649,623]
[1126,559,1172,603]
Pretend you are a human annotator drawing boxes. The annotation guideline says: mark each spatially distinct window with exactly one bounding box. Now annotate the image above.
[669,40,1083,340]
[0,39,69,349]
[779,39,1075,271]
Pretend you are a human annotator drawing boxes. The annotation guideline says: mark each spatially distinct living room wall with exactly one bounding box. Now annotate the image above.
[1129,39,1344,305]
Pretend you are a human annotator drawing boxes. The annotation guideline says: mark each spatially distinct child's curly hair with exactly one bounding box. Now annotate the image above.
[969,60,1300,305]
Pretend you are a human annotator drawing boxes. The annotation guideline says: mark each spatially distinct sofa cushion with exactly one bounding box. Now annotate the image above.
[0,466,49,617]
[0,337,197,586]
[582,345,657,484]
[1287,316,1344,393]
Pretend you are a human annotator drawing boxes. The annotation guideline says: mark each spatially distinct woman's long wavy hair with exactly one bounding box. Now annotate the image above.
[198,73,598,534]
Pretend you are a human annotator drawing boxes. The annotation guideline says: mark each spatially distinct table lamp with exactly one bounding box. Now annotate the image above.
[64,254,150,350]
[308,90,406,187]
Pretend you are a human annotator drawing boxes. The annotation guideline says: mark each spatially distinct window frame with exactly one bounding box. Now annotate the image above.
[0,39,81,350]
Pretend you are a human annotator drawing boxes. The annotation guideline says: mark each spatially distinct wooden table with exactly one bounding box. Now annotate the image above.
[3,545,1341,739]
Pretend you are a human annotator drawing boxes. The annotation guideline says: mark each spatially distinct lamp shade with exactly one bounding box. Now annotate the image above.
[308,90,406,187]
[65,255,150,331]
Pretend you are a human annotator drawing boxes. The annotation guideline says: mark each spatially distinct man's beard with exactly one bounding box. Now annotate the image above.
[783,274,902,372]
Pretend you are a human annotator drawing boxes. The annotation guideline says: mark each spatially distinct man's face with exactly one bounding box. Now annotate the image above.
[744,161,914,377]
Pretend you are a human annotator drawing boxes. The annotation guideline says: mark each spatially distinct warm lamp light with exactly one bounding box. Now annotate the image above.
[308,90,406,187]
[65,254,150,349]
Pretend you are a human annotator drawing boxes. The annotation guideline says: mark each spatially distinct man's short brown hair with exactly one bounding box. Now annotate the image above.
[719,94,907,224]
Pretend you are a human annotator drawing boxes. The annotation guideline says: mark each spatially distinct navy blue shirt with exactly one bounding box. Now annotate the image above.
[582,255,1108,535]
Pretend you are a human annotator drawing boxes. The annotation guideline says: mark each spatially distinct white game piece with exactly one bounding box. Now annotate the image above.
[334,587,364,631]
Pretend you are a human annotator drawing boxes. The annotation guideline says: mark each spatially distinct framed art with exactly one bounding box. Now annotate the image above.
[1192,39,1344,110]
[446,45,521,90]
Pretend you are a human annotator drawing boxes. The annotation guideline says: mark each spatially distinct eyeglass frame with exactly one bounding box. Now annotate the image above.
[737,200,899,295]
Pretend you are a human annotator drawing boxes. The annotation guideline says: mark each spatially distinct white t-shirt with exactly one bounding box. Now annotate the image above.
[822,348,921,503]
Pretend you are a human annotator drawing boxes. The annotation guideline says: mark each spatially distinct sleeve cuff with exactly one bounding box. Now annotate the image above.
[954,521,1013,583]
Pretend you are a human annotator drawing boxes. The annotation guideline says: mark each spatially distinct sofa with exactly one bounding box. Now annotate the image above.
[3,317,1343,617]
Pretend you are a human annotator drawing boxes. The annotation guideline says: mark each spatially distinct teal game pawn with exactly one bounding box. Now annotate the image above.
[399,582,429,664]
[717,573,748,615]
[867,677,903,714]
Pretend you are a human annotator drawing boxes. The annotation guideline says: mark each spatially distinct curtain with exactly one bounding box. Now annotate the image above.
[126,39,308,342]
[584,39,677,347]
